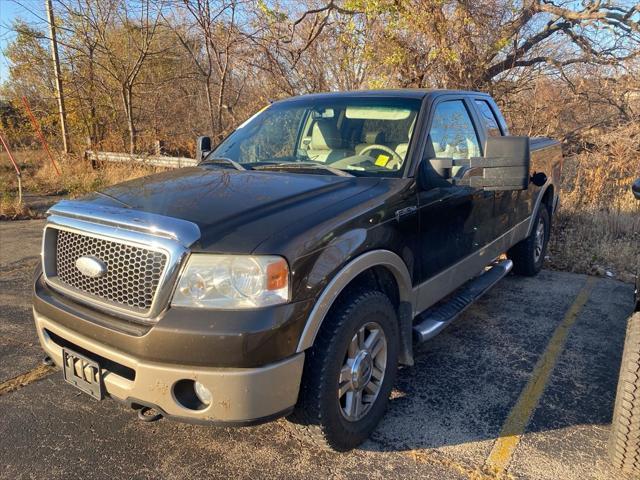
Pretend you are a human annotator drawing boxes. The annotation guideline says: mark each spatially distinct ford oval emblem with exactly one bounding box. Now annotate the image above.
[75,256,107,278]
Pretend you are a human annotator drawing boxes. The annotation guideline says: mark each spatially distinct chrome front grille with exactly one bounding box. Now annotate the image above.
[54,230,168,311]
[45,228,167,314]
[41,200,200,323]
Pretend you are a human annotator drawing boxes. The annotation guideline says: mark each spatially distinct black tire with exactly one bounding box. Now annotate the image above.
[287,289,399,451]
[507,206,550,276]
[609,312,640,477]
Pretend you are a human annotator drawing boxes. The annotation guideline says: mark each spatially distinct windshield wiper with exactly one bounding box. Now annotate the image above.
[253,162,353,177]
[200,156,246,171]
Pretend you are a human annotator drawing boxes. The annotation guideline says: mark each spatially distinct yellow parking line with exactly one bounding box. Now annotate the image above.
[0,364,56,397]
[485,276,597,475]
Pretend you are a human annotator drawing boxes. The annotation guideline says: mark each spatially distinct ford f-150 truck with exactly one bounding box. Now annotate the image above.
[33,89,562,450]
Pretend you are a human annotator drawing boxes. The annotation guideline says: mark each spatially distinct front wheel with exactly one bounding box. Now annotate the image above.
[288,290,399,451]
[507,206,550,276]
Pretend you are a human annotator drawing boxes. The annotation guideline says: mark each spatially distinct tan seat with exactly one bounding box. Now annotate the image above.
[425,140,474,178]
[306,119,351,163]
[394,117,416,160]
[355,130,386,155]
[395,142,409,159]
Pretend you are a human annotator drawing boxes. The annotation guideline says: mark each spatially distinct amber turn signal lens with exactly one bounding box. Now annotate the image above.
[266,259,288,290]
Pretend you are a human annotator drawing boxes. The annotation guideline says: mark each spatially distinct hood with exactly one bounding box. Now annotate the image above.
[82,166,380,252]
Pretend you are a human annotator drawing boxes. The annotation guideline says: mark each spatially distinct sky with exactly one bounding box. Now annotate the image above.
[0,0,47,84]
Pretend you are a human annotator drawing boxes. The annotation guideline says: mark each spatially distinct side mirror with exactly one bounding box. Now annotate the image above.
[469,136,530,191]
[633,178,640,200]
[416,157,453,190]
[196,136,212,162]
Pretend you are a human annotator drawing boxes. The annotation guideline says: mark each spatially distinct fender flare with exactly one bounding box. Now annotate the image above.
[526,181,555,237]
[296,249,413,353]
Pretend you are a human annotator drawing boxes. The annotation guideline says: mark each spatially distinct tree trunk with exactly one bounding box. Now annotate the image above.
[121,85,136,154]
[204,79,216,135]
[216,77,225,138]
[88,48,97,147]
[216,64,228,140]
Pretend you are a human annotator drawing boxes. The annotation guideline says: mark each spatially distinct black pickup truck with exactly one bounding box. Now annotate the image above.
[33,89,562,450]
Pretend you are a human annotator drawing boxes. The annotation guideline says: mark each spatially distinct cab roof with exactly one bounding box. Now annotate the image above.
[273,89,491,105]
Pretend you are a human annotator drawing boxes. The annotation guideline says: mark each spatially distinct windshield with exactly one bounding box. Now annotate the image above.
[210,97,421,177]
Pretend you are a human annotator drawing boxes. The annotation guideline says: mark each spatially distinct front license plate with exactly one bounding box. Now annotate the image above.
[62,348,103,400]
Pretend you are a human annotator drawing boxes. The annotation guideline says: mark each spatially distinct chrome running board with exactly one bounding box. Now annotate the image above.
[413,259,513,343]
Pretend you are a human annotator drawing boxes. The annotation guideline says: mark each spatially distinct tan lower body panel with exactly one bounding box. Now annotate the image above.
[34,309,304,422]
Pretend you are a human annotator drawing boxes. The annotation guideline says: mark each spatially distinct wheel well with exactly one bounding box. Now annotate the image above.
[541,185,554,214]
[326,265,413,366]
[300,260,413,364]
[330,265,401,311]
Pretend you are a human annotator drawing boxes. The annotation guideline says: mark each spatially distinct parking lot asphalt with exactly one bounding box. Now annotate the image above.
[0,219,635,480]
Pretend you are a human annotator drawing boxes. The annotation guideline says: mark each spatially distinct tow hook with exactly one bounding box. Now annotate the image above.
[137,406,163,422]
[42,356,54,367]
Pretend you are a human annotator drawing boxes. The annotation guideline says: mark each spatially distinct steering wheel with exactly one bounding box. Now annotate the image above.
[358,144,404,170]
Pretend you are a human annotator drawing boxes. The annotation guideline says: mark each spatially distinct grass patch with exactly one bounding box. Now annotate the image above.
[549,209,639,282]
[0,191,35,220]
[547,123,640,283]
[1,150,161,197]
[0,150,161,219]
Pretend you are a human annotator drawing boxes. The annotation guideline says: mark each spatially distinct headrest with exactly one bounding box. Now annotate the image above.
[310,119,343,150]
[363,130,385,144]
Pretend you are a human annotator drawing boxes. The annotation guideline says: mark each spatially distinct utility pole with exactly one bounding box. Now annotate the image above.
[45,0,70,153]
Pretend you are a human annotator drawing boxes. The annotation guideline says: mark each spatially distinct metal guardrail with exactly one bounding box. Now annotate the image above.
[86,151,198,168]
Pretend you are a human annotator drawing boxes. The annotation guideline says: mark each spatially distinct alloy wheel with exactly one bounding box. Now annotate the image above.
[337,321,387,422]
[533,217,545,263]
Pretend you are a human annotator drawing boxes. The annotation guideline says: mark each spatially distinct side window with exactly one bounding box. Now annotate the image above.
[429,100,481,159]
[474,100,502,137]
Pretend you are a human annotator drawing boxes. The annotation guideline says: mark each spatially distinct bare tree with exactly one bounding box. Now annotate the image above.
[248,1,362,95]
[483,1,640,82]
[331,0,639,90]
[177,0,245,138]
[56,0,102,147]
[82,0,162,153]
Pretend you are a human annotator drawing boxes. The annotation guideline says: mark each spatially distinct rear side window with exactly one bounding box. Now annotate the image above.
[474,100,502,137]
[429,100,481,159]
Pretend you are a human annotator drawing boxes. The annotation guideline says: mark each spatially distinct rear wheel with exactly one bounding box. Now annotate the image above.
[507,206,550,276]
[609,312,640,477]
[288,290,399,451]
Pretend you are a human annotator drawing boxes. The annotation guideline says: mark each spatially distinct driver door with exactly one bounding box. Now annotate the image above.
[416,97,495,283]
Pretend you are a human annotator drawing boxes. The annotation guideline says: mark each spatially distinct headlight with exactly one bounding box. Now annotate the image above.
[171,254,289,309]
